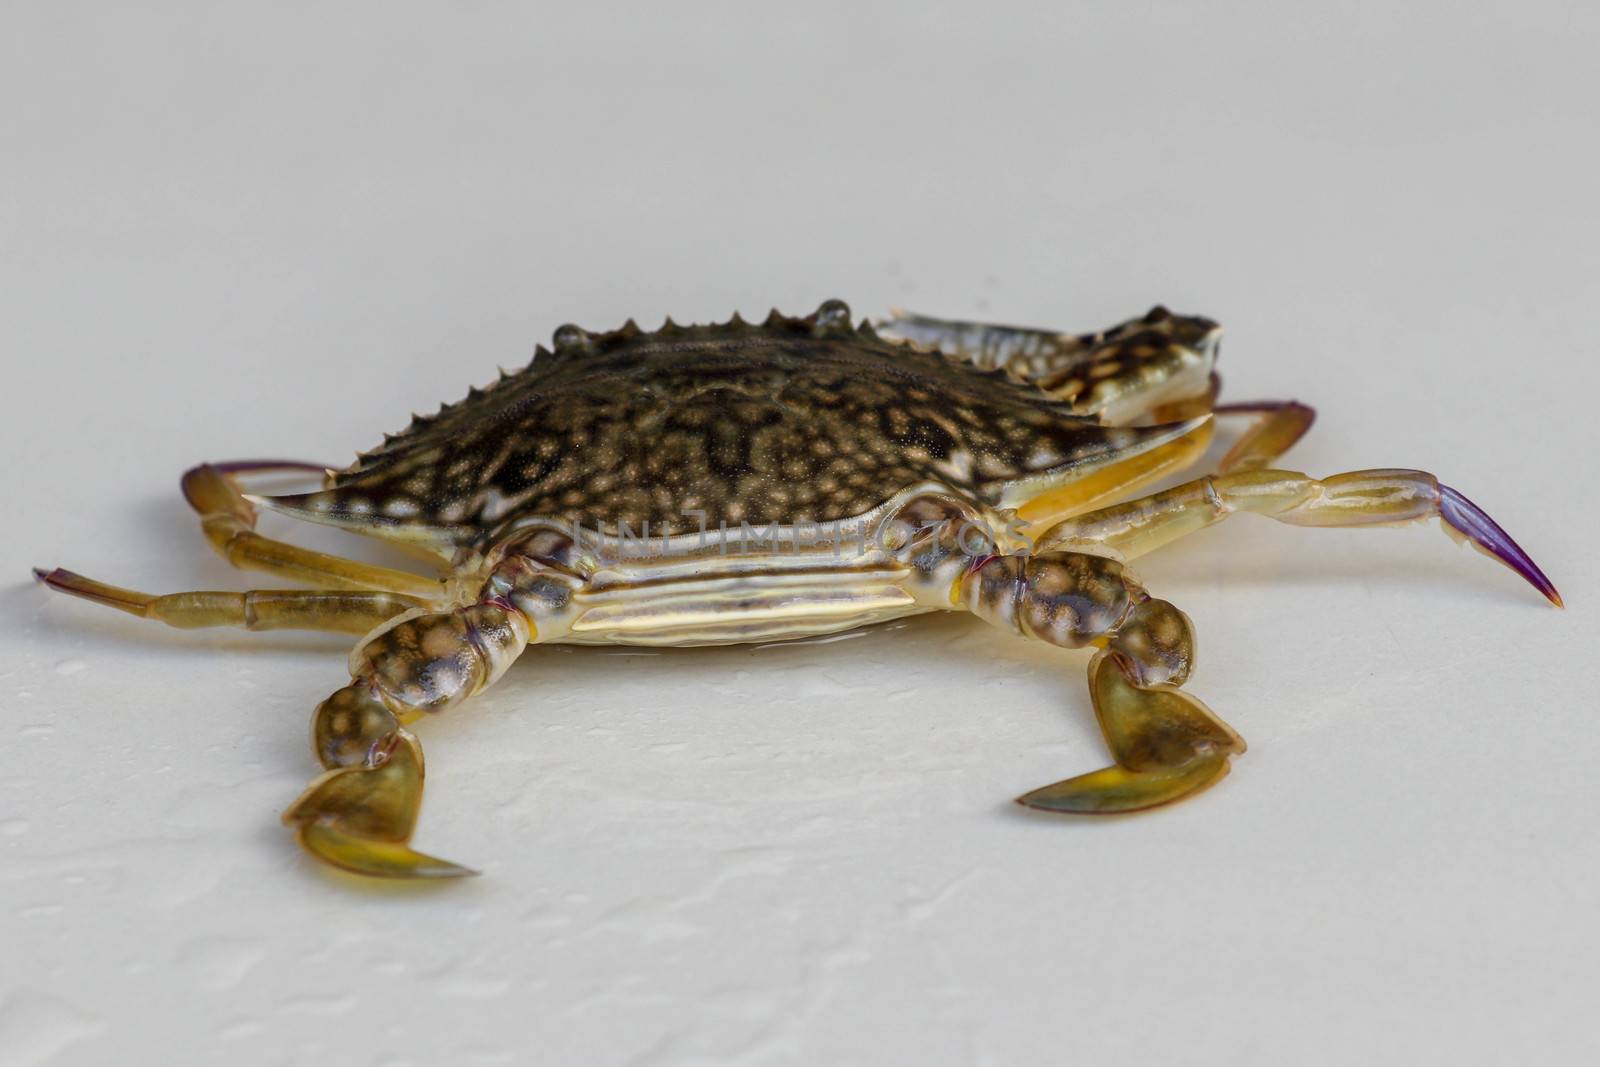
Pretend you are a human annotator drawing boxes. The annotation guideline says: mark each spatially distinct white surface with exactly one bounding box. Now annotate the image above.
[3,3,1597,1064]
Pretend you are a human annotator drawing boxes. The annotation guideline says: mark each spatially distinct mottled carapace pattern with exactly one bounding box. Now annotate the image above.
[265,301,1213,544]
[879,303,1220,413]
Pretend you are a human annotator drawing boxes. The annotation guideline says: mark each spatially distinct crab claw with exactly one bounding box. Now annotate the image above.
[1438,484,1563,607]
[282,729,476,880]
[1017,652,1245,815]
[294,821,476,880]
[1017,754,1234,814]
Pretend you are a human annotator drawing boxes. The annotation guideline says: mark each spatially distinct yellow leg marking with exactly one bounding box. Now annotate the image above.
[1215,401,1316,472]
[1015,419,1213,536]
[1030,467,1561,604]
[34,568,424,635]
[182,463,443,598]
[1015,400,1311,543]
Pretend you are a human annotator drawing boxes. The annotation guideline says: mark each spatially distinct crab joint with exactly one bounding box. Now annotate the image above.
[961,549,1198,688]
[351,601,532,716]
[960,549,1136,649]
[312,681,407,770]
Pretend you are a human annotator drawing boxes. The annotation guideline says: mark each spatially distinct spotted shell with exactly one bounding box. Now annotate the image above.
[263,300,1197,546]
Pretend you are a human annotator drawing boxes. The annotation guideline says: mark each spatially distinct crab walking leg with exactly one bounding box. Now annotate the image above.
[181,463,444,598]
[958,550,1244,812]
[1035,468,1562,606]
[281,597,534,878]
[1212,401,1316,472]
[33,568,425,635]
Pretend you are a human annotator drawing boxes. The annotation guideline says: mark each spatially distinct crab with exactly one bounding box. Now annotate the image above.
[34,300,1561,879]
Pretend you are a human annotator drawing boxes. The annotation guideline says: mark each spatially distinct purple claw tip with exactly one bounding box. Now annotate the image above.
[1438,485,1562,607]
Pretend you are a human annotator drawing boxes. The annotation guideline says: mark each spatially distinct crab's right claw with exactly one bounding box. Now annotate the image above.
[1017,651,1246,815]
[294,822,475,879]
[282,730,476,879]
[1017,754,1234,814]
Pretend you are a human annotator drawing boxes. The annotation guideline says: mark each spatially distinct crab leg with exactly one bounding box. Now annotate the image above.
[956,548,1245,812]
[33,568,425,634]
[282,596,535,879]
[883,498,1240,811]
[1212,401,1317,472]
[1030,468,1562,606]
[182,462,444,598]
[280,535,594,879]
[36,556,545,879]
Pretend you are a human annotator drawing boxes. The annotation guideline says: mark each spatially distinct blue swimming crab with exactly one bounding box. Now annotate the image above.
[35,300,1561,878]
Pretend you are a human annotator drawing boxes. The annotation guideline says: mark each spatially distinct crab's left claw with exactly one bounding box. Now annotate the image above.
[283,696,476,879]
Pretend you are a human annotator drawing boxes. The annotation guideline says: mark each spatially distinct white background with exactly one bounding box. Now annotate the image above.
[3,3,1596,1064]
